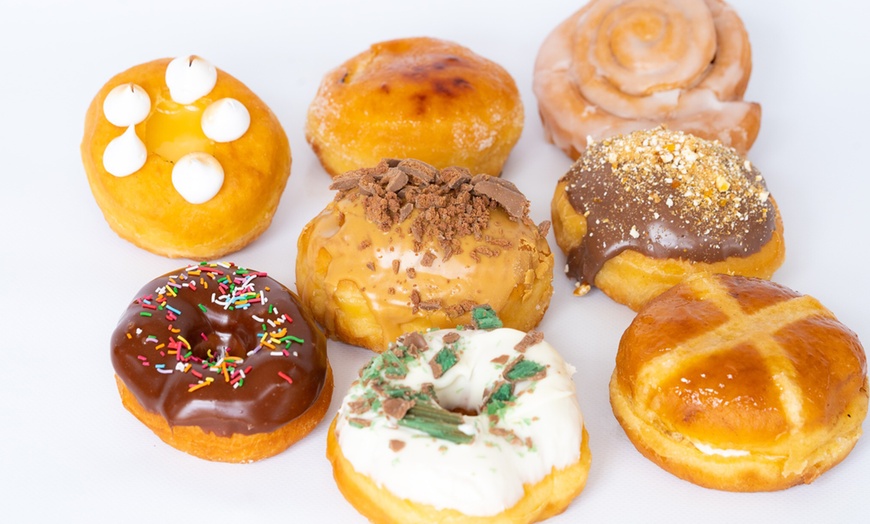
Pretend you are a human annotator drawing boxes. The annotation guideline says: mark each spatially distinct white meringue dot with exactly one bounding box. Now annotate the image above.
[171,152,225,204]
[103,126,147,177]
[202,98,251,142]
[165,55,217,105]
[103,83,151,127]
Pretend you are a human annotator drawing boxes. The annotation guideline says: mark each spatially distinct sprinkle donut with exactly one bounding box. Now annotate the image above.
[327,310,590,523]
[82,56,291,259]
[111,262,332,463]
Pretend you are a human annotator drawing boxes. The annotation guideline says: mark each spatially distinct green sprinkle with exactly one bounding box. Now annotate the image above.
[471,305,502,330]
[433,347,458,375]
[139,311,152,317]
[505,360,547,382]
[398,402,473,444]
[485,382,516,415]
[198,304,207,313]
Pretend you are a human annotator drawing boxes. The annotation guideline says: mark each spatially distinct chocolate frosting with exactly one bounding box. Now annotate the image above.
[560,128,776,284]
[111,263,328,437]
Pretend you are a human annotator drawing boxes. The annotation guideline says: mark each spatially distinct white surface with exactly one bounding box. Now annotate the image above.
[1,0,868,522]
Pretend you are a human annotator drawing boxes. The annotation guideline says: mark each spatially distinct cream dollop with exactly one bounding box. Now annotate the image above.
[201,98,250,142]
[165,56,217,105]
[103,126,147,177]
[171,152,224,204]
[103,83,151,127]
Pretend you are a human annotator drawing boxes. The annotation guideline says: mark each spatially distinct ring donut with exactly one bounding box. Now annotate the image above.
[327,311,590,523]
[111,262,332,462]
[82,56,291,258]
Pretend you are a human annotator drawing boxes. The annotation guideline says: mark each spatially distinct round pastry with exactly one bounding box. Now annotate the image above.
[296,158,554,352]
[305,37,523,178]
[534,0,760,158]
[82,55,291,259]
[328,320,590,523]
[111,262,332,462]
[610,273,868,491]
[551,126,784,310]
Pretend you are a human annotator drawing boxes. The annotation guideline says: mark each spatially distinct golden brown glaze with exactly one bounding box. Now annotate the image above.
[611,273,868,491]
[296,160,553,352]
[306,37,523,177]
[82,58,291,259]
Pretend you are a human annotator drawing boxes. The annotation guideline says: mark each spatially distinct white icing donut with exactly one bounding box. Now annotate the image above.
[333,326,583,516]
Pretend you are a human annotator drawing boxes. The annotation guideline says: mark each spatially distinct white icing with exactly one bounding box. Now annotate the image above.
[103,83,151,127]
[165,56,217,105]
[103,126,147,177]
[693,441,750,458]
[171,152,224,203]
[201,98,250,142]
[335,328,583,516]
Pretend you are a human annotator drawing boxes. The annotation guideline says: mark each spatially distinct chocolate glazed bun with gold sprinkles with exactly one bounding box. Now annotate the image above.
[305,37,524,178]
[296,158,554,352]
[610,273,868,491]
[551,126,784,310]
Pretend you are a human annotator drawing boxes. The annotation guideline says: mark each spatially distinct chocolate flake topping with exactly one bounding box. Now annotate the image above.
[429,346,459,379]
[383,397,416,419]
[504,357,547,382]
[490,354,510,365]
[389,439,406,452]
[398,402,473,444]
[471,305,503,329]
[402,332,429,354]
[442,332,460,344]
[514,330,544,353]
[331,158,535,254]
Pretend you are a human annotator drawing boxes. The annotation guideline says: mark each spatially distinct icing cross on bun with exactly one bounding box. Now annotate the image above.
[534,0,761,158]
[306,37,524,177]
[296,158,554,352]
[610,273,868,491]
[328,315,590,523]
[111,262,332,462]
[82,55,291,259]
[551,126,784,310]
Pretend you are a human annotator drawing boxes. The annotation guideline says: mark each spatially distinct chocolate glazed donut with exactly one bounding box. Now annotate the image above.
[111,262,331,461]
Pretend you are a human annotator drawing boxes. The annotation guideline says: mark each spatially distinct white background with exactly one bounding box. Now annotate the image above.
[1,0,868,522]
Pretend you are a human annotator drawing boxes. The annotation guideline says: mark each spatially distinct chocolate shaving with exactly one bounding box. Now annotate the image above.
[392,259,401,274]
[490,426,523,446]
[538,220,551,238]
[366,262,375,271]
[347,398,370,414]
[398,202,415,222]
[384,168,409,192]
[330,173,362,191]
[348,417,372,428]
[418,300,442,311]
[440,166,472,188]
[397,159,437,184]
[504,356,548,382]
[358,239,371,250]
[514,330,544,353]
[471,176,528,219]
[406,267,417,279]
[420,251,437,267]
[383,398,415,419]
[402,332,429,354]
[442,332,460,344]
[490,354,510,365]
[389,439,406,452]
[444,300,476,318]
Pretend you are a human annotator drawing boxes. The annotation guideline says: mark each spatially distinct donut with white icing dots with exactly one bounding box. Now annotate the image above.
[327,311,590,523]
[82,56,291,259]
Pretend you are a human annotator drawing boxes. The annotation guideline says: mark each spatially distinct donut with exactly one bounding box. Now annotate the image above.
[328,317,590,523]
[296,158,554,352]
[82,56,291,259]
[111,262,332,462]
[551,126,784,310]
[610,273,868,491]
[305,37,524,178]
[533,0,760,158]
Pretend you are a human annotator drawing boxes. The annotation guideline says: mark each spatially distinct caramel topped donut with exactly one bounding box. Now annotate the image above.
[111,262,332,462]
[296,159,554,352]
[551,127,784,309]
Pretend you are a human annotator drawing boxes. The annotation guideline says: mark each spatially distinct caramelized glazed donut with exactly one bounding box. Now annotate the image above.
[610,273,868,491]
[306,37,523,177]
[534,0,760,158]
[296,158,554,352]
[328,320,589,523]
[551,126,784,310]
[111,262,332,462]
[82,56,291,258]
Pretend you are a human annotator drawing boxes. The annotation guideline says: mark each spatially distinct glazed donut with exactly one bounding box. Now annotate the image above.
[534,0,761,158]
[610,273,868,491]
[551,126,784,310]
[82,56,291,259]
[111,262,332,462]
[306,37,523,177]
[296,158,554,352]
[328,318,590,523]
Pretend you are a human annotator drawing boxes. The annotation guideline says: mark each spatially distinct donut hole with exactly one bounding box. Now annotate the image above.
[144,100,214,163]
